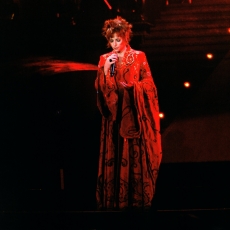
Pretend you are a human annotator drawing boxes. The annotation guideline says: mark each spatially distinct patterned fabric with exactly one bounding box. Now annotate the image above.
[95,45,162,210]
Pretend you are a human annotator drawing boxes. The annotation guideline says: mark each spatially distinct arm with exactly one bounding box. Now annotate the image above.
[95,55,110,118]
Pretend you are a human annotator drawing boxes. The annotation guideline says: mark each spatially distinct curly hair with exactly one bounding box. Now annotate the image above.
[102,16,133,48]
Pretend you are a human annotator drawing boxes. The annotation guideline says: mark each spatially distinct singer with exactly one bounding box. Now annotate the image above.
[95,16,162,211]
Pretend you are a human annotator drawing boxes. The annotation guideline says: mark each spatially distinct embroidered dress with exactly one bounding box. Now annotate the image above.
[95,45,162,210]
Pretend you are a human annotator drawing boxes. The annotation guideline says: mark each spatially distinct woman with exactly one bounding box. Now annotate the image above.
[95,16,162,210]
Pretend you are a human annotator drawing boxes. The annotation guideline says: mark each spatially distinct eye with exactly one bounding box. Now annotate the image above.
[109,39,114,43]
[116,39,121,42]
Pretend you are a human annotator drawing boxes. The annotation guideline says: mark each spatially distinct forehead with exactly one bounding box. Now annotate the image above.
[110,33,123,39]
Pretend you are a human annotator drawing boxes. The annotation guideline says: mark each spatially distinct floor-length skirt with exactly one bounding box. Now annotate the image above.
[96,116,160,210]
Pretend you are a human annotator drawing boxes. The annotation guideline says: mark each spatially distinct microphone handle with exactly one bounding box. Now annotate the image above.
[110,63,115,76]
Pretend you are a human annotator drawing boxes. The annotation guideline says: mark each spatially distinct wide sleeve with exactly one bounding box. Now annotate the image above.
[134,52,162,165]
[95,55,111,118]
[136,52,160,131]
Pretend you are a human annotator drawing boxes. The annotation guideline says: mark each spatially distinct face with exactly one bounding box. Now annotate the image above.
[109,33,127,53]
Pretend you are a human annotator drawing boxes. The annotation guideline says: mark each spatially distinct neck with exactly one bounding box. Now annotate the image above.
[117,46,127,57]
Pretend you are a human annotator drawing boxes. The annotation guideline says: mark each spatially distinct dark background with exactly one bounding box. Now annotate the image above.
[1,1,230,225]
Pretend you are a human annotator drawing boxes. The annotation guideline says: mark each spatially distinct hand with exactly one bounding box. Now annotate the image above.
[104,53,118,75]
[120,81,134,90]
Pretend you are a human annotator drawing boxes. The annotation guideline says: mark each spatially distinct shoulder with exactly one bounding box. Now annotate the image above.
[129,49,148,64]
[129,48,146,58]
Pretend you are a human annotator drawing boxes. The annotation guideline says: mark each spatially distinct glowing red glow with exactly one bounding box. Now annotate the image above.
[228,28,230,33]
[24,58,98,75]
[206,53,213,59]
[71,17,76,26]
[159,113,164,119]
[104,0,112,9]
[184,82,191,88]
[60,169,64,190]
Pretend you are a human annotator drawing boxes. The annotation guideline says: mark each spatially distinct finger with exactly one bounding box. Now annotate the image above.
[120,82,126,87]
[123,83,129,88]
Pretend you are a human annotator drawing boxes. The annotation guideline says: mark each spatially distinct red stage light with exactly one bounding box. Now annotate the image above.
[23,58,98,75]
[104,0,112,10]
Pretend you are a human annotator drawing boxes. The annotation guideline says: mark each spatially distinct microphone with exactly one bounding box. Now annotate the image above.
[110,63,115,77]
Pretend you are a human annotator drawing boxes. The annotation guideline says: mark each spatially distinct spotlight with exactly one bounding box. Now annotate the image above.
[206,53,213,59]
[159,113,164,119]
[184,82,190,88]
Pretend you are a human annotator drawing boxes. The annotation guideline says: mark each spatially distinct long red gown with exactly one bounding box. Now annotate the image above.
[95,45,162,210]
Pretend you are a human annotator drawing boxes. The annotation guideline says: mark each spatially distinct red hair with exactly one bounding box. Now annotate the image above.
[102,16,133,47]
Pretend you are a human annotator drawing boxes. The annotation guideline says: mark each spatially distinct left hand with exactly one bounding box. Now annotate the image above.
[120,81,134,89]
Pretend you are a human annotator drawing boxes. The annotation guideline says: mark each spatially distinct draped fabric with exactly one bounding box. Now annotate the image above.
[95,46,162,210]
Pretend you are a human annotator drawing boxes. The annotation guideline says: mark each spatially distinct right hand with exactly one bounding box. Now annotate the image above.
[104,53,118,75]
